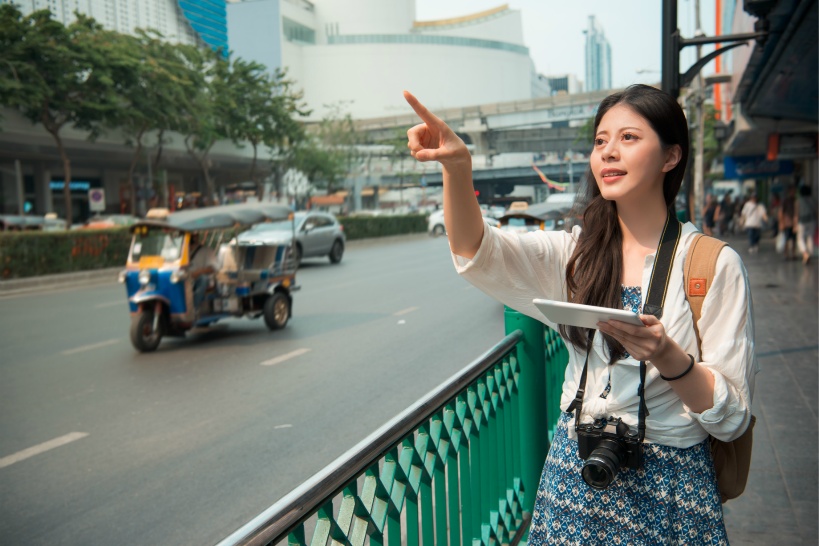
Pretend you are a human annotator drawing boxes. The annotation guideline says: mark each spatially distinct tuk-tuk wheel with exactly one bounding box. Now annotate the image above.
[130,309,163,352]
[264,292,290,330]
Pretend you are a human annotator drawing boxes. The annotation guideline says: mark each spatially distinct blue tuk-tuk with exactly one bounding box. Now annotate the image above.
[119,203,299,352]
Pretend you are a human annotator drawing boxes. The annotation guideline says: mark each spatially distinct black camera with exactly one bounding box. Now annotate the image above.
[576,417,643,490]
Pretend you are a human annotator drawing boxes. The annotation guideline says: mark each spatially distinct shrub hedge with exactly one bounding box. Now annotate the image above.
[0,228,132,279]
[339,213,427,240]
[0,214,428,279]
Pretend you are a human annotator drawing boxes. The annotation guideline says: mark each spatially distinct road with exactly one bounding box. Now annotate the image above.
[0,234,508,546]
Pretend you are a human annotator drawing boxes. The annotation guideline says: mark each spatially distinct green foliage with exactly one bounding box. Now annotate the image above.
[0,6,131,222]
[0,229,131,279]
[0,4,309,210]
[339,214,427,240]
[291,104,366,193]
[573,117,595,148]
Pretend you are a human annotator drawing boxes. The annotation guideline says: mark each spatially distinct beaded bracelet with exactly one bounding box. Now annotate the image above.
[660,353,696,381]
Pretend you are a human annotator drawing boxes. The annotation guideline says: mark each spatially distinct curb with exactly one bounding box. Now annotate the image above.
[0,267,121,296]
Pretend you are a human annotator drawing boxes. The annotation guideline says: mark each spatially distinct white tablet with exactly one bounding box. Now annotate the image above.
[533,298,644,329]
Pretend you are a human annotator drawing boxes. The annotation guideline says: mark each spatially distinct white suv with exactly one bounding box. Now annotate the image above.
[427,209,499,237]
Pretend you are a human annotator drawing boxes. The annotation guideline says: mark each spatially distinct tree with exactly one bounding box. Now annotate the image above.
[176,46,230,204]
[104,30,201,212]
[224,62,308,196]
[291,103,364,195]
[0,6,123,223]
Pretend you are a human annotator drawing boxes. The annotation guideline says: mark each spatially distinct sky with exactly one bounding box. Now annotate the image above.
[415,0,719,89]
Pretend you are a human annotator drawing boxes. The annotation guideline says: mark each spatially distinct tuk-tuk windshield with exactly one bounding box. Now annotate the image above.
[131,227,184,262]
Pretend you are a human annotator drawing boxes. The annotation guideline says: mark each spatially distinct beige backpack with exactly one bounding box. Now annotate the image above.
[684,233,756,503]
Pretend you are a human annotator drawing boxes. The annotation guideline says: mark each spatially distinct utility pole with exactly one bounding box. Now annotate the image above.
[693,0,705,229]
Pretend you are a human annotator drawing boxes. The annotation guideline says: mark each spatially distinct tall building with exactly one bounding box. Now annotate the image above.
[2,0,228,52]
[583,15,612,92]
[227,0,542,120]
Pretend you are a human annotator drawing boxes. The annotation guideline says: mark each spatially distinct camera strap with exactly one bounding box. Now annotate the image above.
[567,210,682,442]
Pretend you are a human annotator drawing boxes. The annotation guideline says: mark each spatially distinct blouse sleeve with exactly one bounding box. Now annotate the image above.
[688,246,759,441]
[451,222,578,323]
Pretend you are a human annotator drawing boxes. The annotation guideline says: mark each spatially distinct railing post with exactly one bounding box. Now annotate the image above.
[504,306,549,518]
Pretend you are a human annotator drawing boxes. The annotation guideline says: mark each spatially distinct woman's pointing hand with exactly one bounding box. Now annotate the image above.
[404,90,470,169]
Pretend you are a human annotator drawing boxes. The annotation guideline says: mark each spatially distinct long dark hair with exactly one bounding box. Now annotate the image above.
[559,84,690,362]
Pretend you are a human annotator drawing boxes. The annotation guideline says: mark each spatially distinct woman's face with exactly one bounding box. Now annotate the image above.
[589,104,680,205]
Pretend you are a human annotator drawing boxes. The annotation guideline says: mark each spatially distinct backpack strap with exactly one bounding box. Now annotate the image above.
[684,234,727,353]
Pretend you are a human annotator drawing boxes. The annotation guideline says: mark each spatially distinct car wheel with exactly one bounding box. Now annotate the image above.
[328,239,344,264]
[130,309,163,352]
[432,224,446,237]
[263,292,290,330]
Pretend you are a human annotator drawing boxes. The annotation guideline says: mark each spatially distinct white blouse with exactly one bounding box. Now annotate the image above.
[453,221,759,448]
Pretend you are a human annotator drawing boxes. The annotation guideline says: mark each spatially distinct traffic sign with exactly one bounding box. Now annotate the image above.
[88,188,106,212]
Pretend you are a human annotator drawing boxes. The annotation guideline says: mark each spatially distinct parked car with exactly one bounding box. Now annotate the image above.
[236,211,345,266]
[427,209,499,237]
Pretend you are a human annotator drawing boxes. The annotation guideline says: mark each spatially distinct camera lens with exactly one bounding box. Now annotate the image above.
[581,438,624,490]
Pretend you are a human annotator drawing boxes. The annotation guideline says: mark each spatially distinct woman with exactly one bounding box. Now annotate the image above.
[778,186,797,260]
[740,194,768,254]
[795,185,817,264]
[405,84,757,544]
[702,193,717,236]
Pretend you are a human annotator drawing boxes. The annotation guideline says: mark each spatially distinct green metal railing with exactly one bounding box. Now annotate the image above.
[218,311,568,546]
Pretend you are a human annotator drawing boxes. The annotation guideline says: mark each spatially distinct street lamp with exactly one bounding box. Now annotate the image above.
[661,0,769,100]
[661,0,769,223]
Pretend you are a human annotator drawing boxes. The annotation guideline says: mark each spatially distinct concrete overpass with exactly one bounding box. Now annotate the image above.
[354,88,614,155]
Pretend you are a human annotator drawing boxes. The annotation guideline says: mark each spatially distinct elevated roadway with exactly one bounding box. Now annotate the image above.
[354,88,615,155]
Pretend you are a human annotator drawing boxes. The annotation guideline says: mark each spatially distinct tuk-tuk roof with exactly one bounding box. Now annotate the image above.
[131,203,293,232]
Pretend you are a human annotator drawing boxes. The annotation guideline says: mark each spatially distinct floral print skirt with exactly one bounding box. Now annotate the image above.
[527,413,729,545]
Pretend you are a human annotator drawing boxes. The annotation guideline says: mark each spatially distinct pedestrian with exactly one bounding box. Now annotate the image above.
[188,232,218,310]
[795,185,817,265]
[404,84,757,545]
[702,192,717,236]
[715,191,735,237]
[769,191,781,238]
[778,186,797,260]
[740,194,768,253]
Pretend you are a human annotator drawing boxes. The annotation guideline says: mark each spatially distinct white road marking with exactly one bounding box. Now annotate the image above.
[61,339,120,355]
[397,320,406,325]
[94,301,122,309]
[0,432,89,469]
[393,306,419,316]
[260,348,311,367]
[273,424,292,430]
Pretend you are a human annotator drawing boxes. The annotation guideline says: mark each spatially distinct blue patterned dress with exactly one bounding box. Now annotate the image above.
[527,287,729,545]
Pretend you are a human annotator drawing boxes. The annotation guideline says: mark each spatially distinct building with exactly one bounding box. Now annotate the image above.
[227,0,546,120]
[543,74,583,96]
[1,0,228,52]
[583,15,612,92]
[720,0,817,203]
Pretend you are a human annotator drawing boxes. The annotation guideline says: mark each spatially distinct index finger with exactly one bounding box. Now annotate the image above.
[403,90,442,127]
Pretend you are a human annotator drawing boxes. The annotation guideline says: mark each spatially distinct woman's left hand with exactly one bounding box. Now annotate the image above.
[596,314,668,361]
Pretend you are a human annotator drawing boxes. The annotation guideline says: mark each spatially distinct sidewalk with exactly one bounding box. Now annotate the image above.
[718,231,818,545]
